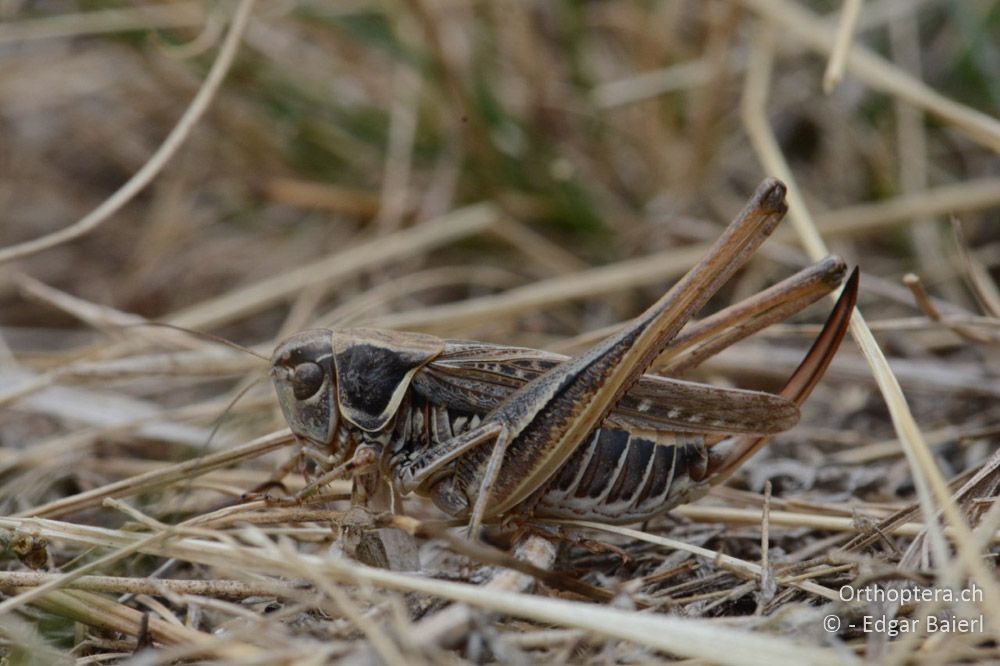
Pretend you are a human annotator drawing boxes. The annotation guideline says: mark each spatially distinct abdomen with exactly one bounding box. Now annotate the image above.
[531,429,712,524]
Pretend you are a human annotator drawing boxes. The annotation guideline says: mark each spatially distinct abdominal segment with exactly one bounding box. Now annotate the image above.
[531,429,711,523]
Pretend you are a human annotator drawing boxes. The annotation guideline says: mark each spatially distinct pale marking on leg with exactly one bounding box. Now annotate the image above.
[466,424,511,538]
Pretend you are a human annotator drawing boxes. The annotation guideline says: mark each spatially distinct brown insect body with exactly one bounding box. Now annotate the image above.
[273,333,741,524]
[270,180,857,528]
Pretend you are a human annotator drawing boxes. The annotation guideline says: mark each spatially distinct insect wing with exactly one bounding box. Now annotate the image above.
[411,341,798,436]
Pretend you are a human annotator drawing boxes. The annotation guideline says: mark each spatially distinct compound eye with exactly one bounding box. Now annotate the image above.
[291,362,324,400]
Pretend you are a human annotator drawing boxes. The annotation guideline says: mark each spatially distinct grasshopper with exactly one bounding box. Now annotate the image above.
[270,179,857,536]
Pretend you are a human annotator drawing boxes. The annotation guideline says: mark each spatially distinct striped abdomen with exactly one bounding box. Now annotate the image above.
[530,429,711,523]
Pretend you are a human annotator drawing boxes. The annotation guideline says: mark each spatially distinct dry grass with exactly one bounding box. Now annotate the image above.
[1,1,999,664]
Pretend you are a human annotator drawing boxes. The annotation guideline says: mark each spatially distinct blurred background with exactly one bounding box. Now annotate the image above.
[0,0,998,506]
[0,0,999,660]
[1,0,996,335]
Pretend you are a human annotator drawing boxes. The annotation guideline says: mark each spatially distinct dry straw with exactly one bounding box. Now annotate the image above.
[0,1,997,663]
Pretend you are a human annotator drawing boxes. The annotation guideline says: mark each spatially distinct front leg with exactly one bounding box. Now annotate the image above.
[317,439,422,570]
[296,443,381,500]
[339,467,419,570]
